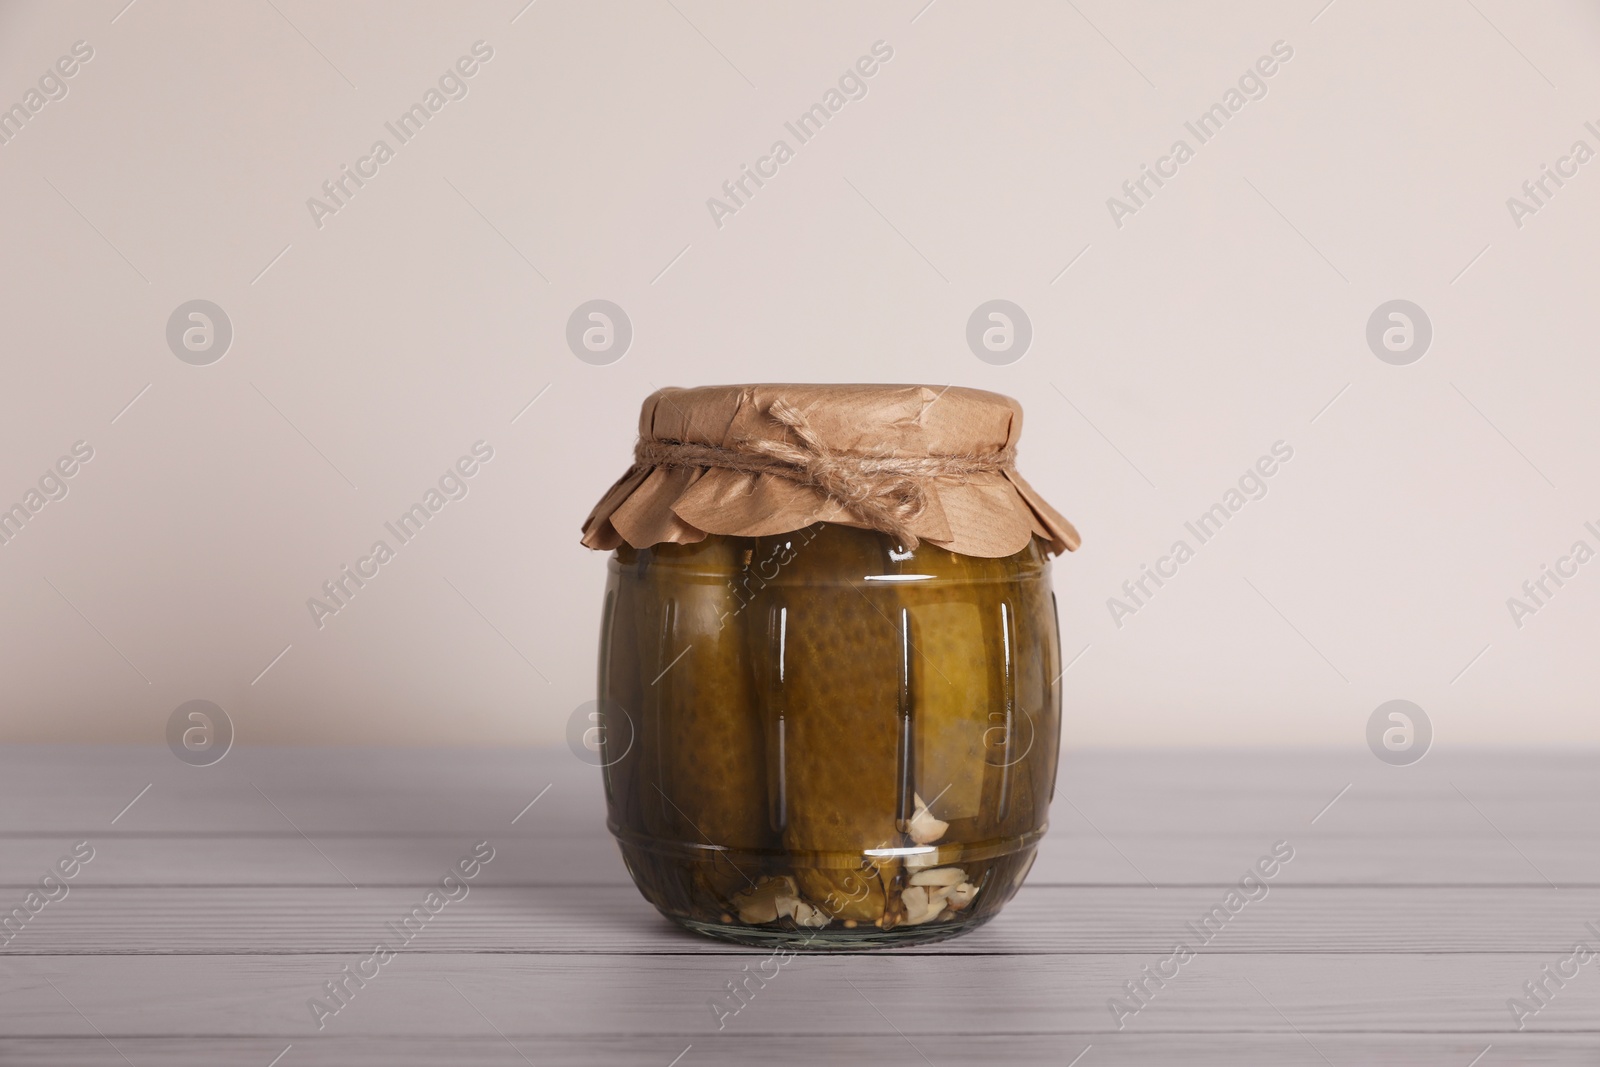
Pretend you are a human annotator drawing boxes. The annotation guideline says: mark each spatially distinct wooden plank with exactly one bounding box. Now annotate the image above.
[0,953,1580,1037]
[6,745,1597,1062]
[5,745,1598,837]
[0,1033,1569,1067]
[0,884,1592,956]
[1,744,1592,887]
[0,829,1592,887]
[0,745,594,834]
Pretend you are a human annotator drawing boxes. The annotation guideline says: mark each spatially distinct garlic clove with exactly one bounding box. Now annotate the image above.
[909,866,965,887]
[901,885,931,921]
[900,882,954,925]
[737,896,779,924]
[733,875,800,925]
[907,797,949,845]
[944,882,980,911]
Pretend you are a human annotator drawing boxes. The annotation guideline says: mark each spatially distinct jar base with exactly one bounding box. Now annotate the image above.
[668,911,995,951]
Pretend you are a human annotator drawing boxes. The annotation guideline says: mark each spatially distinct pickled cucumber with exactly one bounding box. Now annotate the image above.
[601,524,1060,945]
[620,539,774,912]
[748,525,909,926]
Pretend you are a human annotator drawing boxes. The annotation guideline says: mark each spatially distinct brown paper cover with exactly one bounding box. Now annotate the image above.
[580,384,1080,558]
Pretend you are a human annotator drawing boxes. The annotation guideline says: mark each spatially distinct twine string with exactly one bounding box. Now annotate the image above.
[633,399,1015,549]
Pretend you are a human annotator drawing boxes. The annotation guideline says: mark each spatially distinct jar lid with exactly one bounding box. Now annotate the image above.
[580,384,1080,558]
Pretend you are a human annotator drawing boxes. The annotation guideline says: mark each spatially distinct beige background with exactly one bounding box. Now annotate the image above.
[0,0,1596,748]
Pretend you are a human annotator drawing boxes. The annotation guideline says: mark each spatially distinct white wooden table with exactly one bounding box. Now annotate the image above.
[1,744,1593,1065]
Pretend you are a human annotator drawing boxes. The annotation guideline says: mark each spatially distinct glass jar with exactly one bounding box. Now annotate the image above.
[594,521,1062,948]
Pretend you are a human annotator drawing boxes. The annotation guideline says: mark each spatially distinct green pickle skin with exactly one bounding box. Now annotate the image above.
[600,524,1060,945]
[605,539,775,918]
[749,526,909,926]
